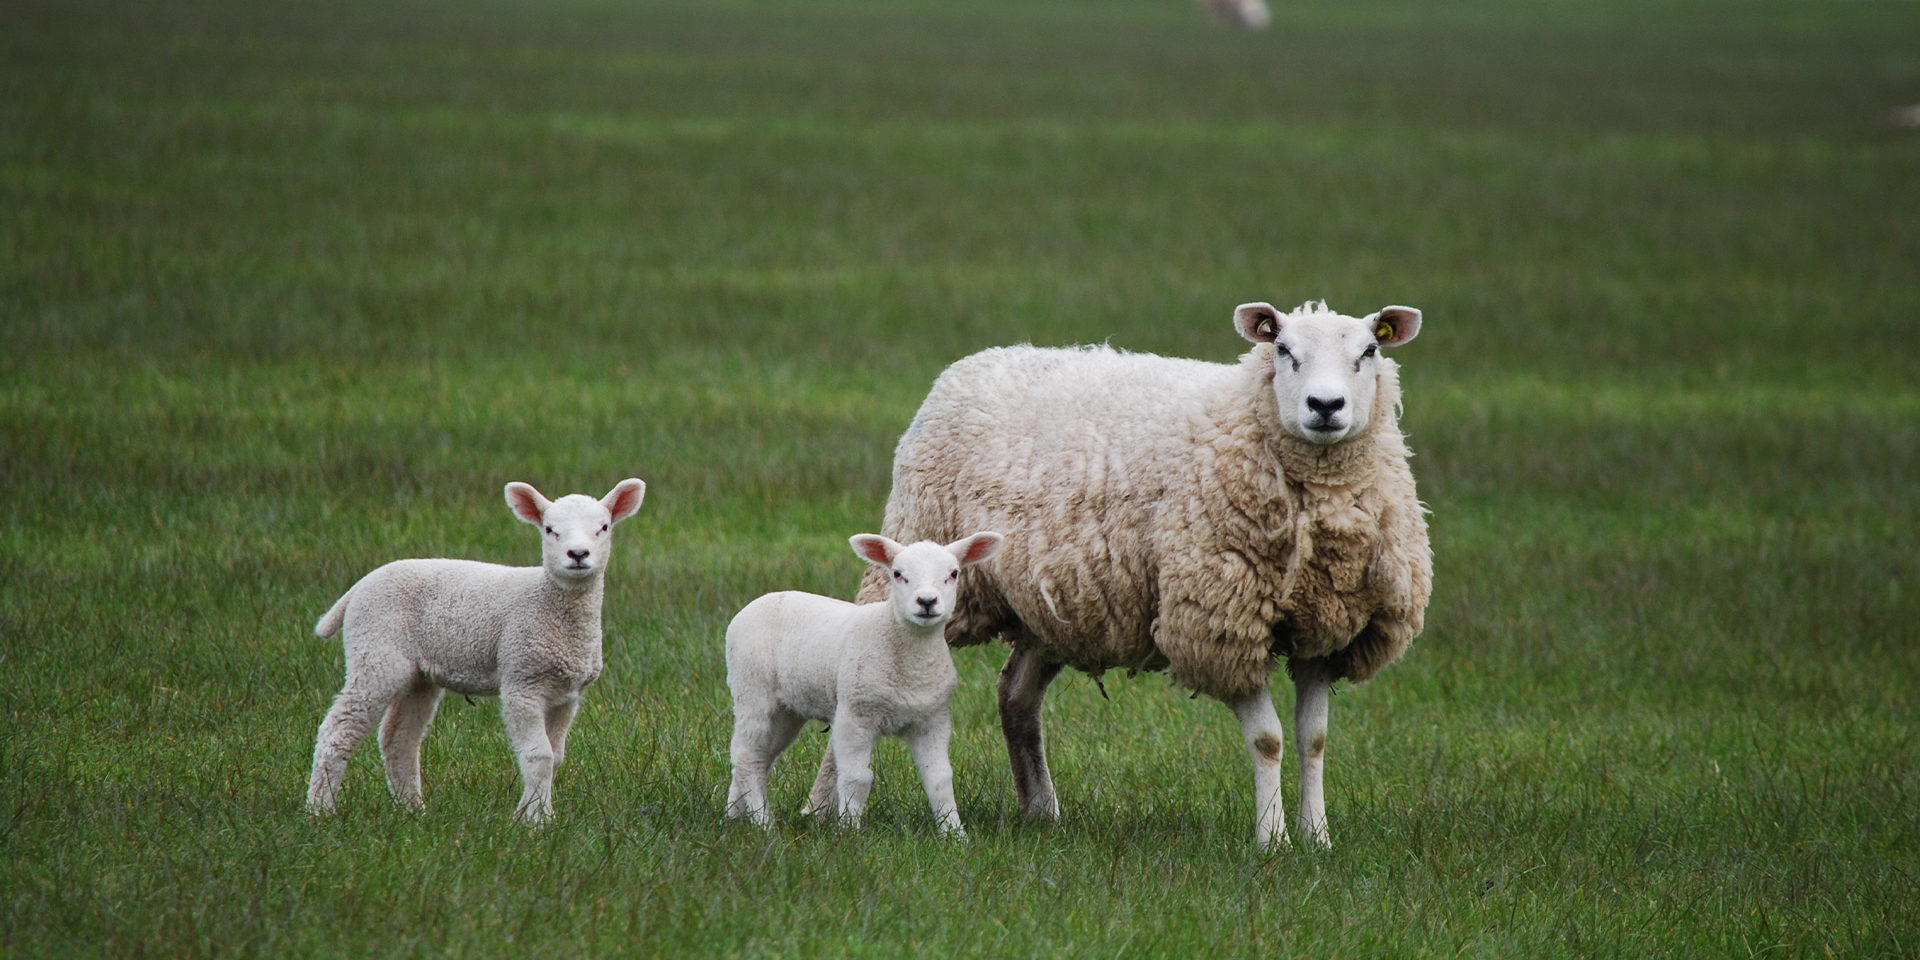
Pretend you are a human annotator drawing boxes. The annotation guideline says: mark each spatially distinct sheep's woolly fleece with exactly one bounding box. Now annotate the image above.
[861,306,1431,700]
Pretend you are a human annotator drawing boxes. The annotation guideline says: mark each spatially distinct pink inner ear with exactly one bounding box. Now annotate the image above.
[506,485,545,524]
[955,533,1004,566]
[605,480,645,522]
[851,535,896,566]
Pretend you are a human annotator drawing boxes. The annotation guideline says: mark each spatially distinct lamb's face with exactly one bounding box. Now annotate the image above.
[504,478,646,585]
[851,532,1005,630]
[534,495,617,582]
[1233,301,1421,446]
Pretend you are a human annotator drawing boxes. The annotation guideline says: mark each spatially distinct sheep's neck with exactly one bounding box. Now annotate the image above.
[538,575,605,632]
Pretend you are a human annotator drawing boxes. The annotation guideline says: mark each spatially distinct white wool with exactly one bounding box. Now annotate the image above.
[724,532,1003,837]
[305,478,645,823]
[861,300,1431,849]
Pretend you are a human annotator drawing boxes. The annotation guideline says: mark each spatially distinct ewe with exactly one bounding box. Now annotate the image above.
[306,478,646,823]
[848,301,1431,848]
[725,532,1004,837]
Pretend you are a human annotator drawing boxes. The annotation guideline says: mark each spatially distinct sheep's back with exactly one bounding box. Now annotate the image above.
[883,345,1234,672]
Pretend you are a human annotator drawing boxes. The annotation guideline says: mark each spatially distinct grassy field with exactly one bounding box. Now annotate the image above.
[4,0,1919,955]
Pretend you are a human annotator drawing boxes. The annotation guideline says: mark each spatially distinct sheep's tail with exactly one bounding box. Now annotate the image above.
[314,590,351,638]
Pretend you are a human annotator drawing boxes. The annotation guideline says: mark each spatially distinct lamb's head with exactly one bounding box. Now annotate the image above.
[1234,300,1421,446]
[505,478,646,585]
[851,531,1004,629]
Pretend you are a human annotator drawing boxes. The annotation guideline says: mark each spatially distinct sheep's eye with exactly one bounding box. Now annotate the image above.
[1275,344,1300,372]
[1356,343,1377,370]
[947,570,959,582]
[544,526,556,537]
[599,523,609,534]
[892,569,905,582]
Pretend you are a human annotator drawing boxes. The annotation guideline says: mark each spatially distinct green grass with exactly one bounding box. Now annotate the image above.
[4,0,1918,955]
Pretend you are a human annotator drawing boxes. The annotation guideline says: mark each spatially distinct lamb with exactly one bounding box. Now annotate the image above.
[724,532,1005,837]
[846,300,1431,849]
[305,478,646,823]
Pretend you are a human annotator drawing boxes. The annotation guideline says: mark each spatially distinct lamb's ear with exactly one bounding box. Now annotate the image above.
[947,531,1004,567]
[849,534,902,567]
[1369,306,1421,347]
[1233,302,1282,344]
[602,478,646,524]
[505,482,550,526]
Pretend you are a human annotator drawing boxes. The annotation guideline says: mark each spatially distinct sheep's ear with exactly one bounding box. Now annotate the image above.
[1233,302,1282,343]
[505,483,551,525]
[1369,306,1421,347]
[849,534,901,567]
[602,478,646,524]
[947,532,1004,567]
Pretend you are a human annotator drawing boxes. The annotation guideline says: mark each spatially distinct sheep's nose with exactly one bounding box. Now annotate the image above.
[1305,395,1346,415]
[567,549,590,562]
[915,596,938,612]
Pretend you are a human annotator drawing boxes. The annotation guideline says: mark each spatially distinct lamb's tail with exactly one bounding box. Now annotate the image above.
[314,591,351,638]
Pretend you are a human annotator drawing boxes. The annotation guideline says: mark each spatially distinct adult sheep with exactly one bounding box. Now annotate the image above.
[844,300,1430,849]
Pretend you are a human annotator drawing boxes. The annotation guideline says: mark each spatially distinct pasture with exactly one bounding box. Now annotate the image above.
[3,0,1917,955]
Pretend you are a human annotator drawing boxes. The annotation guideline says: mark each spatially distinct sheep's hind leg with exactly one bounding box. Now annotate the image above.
[1291,659,1334,849]
[544,693,583,771]
[727,708,806,827]
[307,685,394,815]
[1227,684,1291,850]
[998,646,1065,820]
[378,681,444,811]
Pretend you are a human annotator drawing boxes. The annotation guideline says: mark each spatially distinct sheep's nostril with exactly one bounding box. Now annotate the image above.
[567,549,589,561]
[1306,395,1345,415]
[916,597,937,611]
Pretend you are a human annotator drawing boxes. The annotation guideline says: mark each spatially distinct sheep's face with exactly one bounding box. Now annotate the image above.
[1234,301,1421,446]
[505,479,647,585]
[852,532,1005,630]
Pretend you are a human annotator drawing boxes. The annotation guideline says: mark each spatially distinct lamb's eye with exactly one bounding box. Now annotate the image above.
[947,570,959,582]
[599,523,609,534]
[544,526,556,537]
[892,569,905,582]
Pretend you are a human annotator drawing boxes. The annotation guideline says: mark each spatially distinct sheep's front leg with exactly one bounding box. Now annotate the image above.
[545,693,583,771]
[378,682,445,811]
[1227,684,1291,850]
[998,646,1065,820]
[830,712,880,829]
[1292,660,1334,849]
[905,715,965,838]
[501,691,559,823]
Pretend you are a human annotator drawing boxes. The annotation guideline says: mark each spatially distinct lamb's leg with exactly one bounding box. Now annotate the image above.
[307,684,393,815]
[1227,684,1291,850]
[998,646,1064,820]
[727,708,806,827]
[544,693,583,771]
[804,743,837,820]
[378,681,444,811]
[1291,660,1334,849]
[905,715,965,838]
[501,690,559,823]
[830,713,880,829]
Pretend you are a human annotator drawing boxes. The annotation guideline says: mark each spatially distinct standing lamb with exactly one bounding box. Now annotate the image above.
[848,300,1430,849]
[724,532,1004,837]
[306,478,646,823]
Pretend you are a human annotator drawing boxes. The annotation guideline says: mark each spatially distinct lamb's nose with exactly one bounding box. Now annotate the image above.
[916,596,938,612]
[568,549,590,562]
[1306,395,1346,415]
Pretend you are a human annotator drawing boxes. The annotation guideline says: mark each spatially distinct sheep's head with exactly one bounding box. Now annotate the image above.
[506,478,646,584]
[851,532,1004,630]
[1234,300,1421,446]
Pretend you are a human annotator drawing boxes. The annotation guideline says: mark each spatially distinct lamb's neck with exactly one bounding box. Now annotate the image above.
[536,574,606,631]
[882,621,954,668]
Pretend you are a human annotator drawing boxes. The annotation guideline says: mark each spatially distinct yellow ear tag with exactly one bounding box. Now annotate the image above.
[1375,321,1394,341]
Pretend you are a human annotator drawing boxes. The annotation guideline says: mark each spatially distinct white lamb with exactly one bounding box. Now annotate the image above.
[724,532,1005,837]
[847,300,1432,849]
[306,478,646,823]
